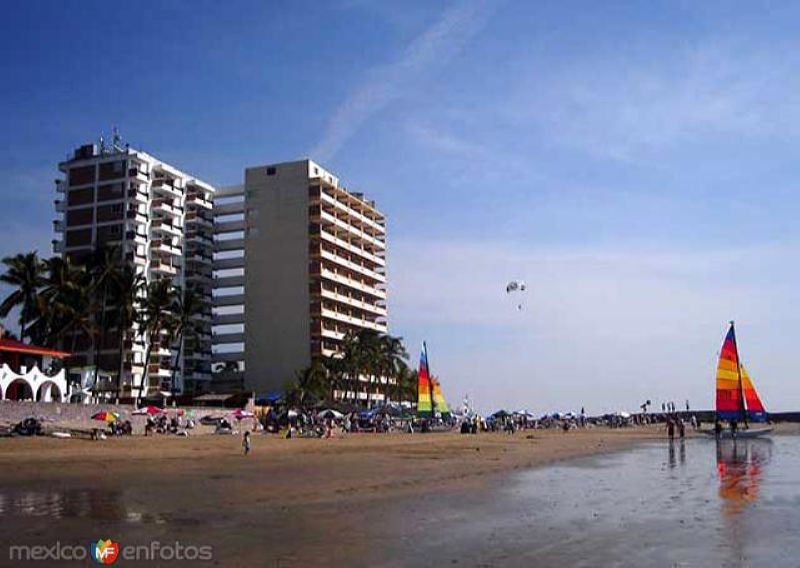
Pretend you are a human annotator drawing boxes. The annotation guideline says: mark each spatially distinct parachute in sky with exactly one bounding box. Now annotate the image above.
[505,280,527,310]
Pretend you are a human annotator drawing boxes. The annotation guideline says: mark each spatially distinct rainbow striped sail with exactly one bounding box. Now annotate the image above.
[417,344,433,417]
[715,322,767,422]
[431,378,451,419]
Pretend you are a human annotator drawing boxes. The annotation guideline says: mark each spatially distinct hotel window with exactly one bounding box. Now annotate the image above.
[266,167,276,176]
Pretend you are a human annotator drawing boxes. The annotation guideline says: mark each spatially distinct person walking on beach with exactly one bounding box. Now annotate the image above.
[242,431,251,455]
[678,419,685,439]
[666,417,675,440]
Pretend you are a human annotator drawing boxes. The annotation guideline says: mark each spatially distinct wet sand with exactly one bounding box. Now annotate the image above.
[1,426,795,566]
[0,427,663,565]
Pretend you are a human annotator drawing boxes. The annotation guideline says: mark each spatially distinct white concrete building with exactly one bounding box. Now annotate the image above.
[53,139,215,396]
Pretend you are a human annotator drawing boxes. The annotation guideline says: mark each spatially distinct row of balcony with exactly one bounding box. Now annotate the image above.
[313,188,386,236]
[316,227,385,267]
[315,265,387,300]
[314,286,388,318]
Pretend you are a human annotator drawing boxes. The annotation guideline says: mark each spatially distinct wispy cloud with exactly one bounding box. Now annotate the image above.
[311,0,500,162]
[509,41,800,162]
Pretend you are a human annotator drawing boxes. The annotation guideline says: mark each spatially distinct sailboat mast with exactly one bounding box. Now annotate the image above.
[424,341,436,416]
[730,321,748,427]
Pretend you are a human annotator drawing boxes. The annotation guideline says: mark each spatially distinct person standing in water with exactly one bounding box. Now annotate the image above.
[242,431,251,455]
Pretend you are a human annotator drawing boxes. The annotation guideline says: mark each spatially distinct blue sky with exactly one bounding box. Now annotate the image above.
[3,0,800,413]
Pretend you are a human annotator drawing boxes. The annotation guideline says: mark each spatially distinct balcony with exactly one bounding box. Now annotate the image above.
[152,178,183,198]
[55,180,66,193]
[54,199,65,212]
[127,187,148,203]
[52,219,64,232]
[150,260,178,276]
[186,193,212,210]
[125,230,147,245]
[314,190,386,236]
[316,228,385,267]
[318,266,387,300]
[128,167,150,181]
[150,219,182,238]
[315,248,386,283]
[185,211,213,228]
[316,305,387,333]
[126,208,148,224]
[152,198,180,217]
[316,287,388,317]
[151,239,182,256]
[52,240,64,253]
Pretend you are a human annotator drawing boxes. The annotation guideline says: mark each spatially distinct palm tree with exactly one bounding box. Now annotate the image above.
[289,359,328,408]
[355,329,381,407]
[379,334,408,403]
[167,287,205,398]
[34,256,85,349]
[0,252,44,341]
[136,278,177,405]
[396,364,418,405]
[109,264,144,400]
[87,245,122,372]
[323,355,346,402]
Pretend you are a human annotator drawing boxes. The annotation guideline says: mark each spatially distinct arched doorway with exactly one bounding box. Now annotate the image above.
[36,381,63,402]
[5,379,34,401]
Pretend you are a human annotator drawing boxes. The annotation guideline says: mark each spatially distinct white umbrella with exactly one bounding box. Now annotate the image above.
[317,409,344,420]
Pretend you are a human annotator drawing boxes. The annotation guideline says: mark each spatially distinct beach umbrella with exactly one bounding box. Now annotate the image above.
[91,411,119,423]
[317,409,344,420]
[231,409,255,420]
[132,406,163,416]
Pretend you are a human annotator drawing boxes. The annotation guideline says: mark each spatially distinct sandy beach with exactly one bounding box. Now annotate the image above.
[0,427,672,566]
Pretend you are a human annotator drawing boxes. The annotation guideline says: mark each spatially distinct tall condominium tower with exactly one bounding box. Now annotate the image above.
[212,159,388,398]
[53,139,215,396]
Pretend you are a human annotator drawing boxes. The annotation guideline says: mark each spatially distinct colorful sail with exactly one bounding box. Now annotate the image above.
[715,323,768,422]
[716,324,743,421]
[431,378,451,418]
[740,364,767,422]
[417,344,432,417]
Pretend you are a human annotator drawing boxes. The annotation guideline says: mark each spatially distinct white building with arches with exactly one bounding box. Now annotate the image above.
[0,338,69,402]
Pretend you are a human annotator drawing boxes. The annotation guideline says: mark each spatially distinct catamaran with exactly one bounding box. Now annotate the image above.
[416,342,451,424]
[706,321,772,439]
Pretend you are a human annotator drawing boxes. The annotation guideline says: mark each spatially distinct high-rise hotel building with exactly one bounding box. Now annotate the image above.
[212,160,388,397]
[53,141,215,396]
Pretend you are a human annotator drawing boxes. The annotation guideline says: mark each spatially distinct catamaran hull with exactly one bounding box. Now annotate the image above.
[700,427,773,439]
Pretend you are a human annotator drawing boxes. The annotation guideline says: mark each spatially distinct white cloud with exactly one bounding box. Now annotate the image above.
[311,0,500,162]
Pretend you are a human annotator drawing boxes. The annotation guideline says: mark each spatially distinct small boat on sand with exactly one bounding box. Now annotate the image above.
[703,321,772,439]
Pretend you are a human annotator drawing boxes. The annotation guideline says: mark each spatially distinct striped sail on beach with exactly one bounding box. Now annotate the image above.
[431,378,451,419]
[417,343,433,417]
[715,322,767,422]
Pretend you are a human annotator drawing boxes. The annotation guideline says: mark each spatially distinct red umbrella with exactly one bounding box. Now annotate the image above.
[91,411,119,423]
[132,406,163,416]
[231,409,255,420]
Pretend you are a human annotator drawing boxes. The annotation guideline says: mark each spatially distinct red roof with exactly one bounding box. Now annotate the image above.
[0,338,71,358]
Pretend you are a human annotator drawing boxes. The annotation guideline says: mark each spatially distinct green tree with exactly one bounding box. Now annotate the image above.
[379,334,408,403]
[109,263,145,399]
[168,287,205,398]
[136,278,177,405]
[0,252,44,341]
[288,358,328,408]
[87,245,122,373]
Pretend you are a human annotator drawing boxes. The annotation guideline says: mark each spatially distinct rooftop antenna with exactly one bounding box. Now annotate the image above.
[111,125,123,151]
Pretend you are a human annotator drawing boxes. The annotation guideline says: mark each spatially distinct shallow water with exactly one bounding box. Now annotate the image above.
[390,436,800,567]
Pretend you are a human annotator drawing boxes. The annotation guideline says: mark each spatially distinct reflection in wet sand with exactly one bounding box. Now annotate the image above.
[716,438,772,517]
[0,489,164,524]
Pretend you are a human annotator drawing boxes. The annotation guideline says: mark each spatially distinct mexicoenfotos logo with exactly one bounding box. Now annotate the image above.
[90,539,120,565]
